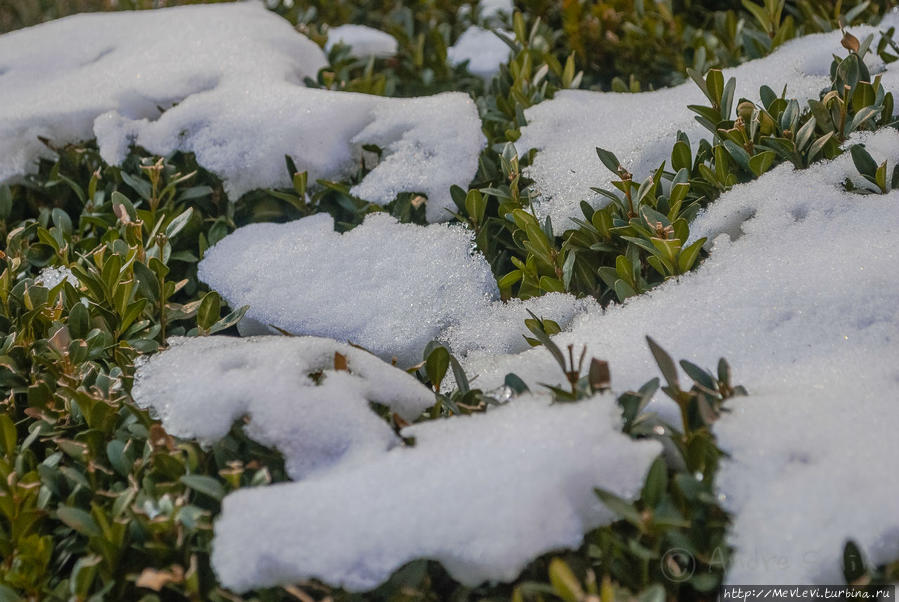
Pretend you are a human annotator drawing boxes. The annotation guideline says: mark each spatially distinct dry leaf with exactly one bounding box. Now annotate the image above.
[136,565,184,591]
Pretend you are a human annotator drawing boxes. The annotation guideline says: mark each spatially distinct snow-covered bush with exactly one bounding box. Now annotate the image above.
[1,1,898,600]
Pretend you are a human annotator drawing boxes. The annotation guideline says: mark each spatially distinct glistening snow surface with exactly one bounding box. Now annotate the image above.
[516,13,899,227]
[0,3,485,221]
[212,394,661,591]
[197,213,500,366]
[326,24,397,57]
[462,128,899,584]
[448,26,512,78]
[199,212,592,364]
[131,336,433,480]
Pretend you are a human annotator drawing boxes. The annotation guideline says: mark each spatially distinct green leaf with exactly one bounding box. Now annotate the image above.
[197,291,221,331]
[525,310,566,369]
[759,85,777,108]
[646,336,679,390]
[57,505,102,537]
[70,554,102,597]
[165,207,194,239]
[208,305,249,335]
[0,413,15,458]
[562,251,577,291]
[849,105,880,133]
[671,140,692,172]
[180,474,225,501]
[596,147,622,174]
[686,67,708,99]
[748,150,776,177]
[106,440,132,477]
[504,373,529,394]
[843,540,867,583]
[447,354,470,395]
[680,359,716,391]
[723,139,752,174]
[68,301,90,339]
[678,238,706,273]
[51,208,72,235]
[742,0,771,32]
[807,132,834,163]
[548,558,584,602]
[793,116,816,151]
[594,486,643,526]
[613,279,637,301]
[850,144,878,178]
[425,345,450,391]
[688,104,724,127]
[650,237,681,266]
[464,189,487,225]
[498,269,523,290]
[705,69,724,107]
[539,275,565,293]
[120,171,152,202]
[875,160,889,193]
[642,456,668,508]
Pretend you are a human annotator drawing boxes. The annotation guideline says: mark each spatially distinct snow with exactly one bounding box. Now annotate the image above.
[346,94,487,222]
[326,24,398,58]
[212,393,661,592]
[35,266,78,289]
[199,212,593,365]
[131,335,434,480]
[0,3,485,220]
[461,127,899,584]
[439,292,599,358]
[197,213,500,366]
[516,13,899,228]
[478,0,514,20]
[448,26,512,79]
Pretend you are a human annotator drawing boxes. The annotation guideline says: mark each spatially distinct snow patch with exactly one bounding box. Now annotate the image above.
[326,24,398,57]
[0,4,485,220]
[448,26,512,79]
[131,335,434,480]
[212,393,661,591]
[516,13,899,227]
[35,266,78,289]
[465,128,899,584]
[197,213,500,366]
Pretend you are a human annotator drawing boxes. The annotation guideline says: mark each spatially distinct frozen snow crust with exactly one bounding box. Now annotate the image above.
[517,13,899,227]
[211,393,661,592]
[465,127,899,584]
[0,3,485,221]
[131,335,434,480]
